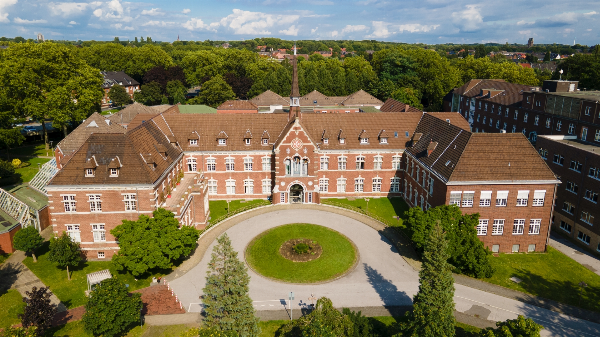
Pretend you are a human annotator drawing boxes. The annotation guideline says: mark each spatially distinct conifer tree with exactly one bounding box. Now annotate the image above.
[202,233,260,337]
[402,223,455,337]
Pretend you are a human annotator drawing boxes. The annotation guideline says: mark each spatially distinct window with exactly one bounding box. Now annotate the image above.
[373,156,383,170]
[569,160,583,172]
[85,168,94,177]
[477,220,488,235]
[62,195,76,212]
[560,220,572,233]
[110,168,118,177]
[489,118,493,126]
[380,137,387,144]
[529,219,541,235]
[226,180,236,195]
[391,177,400,193]
[568,123,575,135]
[523,113,528,123]
[97,252,105,259]
[338,156,347,170]
[337,178,346,193]
[372,178,382,192]
[496,191,508,206]
[208,180,217,195]
[478,101,481,109]
[484,103,488,111]
[218,138,226,145]
[262,179,271,194]
[320,157,329,170]
[339,138,345,144]
[360,137,368,144]
[512,125,517,133]
[505,108,509,117]
[581,211,595,225]
[262,138,269,145]
[92,224,106,242]
[492,245,500,253]
[244,157,253,171]
[319,178,329,192]
[556,120,562,131]
[590,167,600,180]
[323,138,329,144]
[89,195,102,212]
[496,120,500,129]
[477,114,480,122]
[307,192,313,203]
[225,157,235,171]
[513,219,525,235]
[356,156,365,170]
[245,138,251,145]
[354,178,364,192]
[428,178,434,195]
[584,190,598,203]
[534,115,539,125]
[280,192,285,203]
[553,154,564,165]
[262,157,271,172]
[462,191,474,207]
[585,106,591,116]
[492,220,504,235]
[538,148,548,159]
[189,139,197,146]
[483,116,486,124]
[514,111,518,120]
[566,181,578,194]
[206,158,216,171]
[562,201,575,214]
[545,118,551,128]
[187,158,197,172]
[66,225,80,242]
[503,122,507,131]
[244,179,253,194]
[449,191,461,206]
[123,194,137,211]
[522,128,526,135]
[596,130,600,142]
[512,244,520,253]
[516,190,529,206]
[578,231,591,245]
[392,156,401,170]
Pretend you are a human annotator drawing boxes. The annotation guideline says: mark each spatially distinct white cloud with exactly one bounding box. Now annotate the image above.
[517,20,534,26]
[217,8,300,35]
[330,30,338,37]
[518,30,532,35]
[111,23,133,30]
[49,2,89,17]
[397,23,439,33]
[279,24,299,36]
[311,26,318,34]
[143,20,174,27]
[0,0,17,23]
[366,21,391,38]
[452,5,483,32]
[587,28,593,31]
[584,11,597,16]
[183,17,218,31]
[141,8,161,16]
[93,8,102,17]
[182,8,190,14]
[341,24,368,34]
[14,17,47,24]
[69,20,77,24]
[564,28,574,33]
[308,0,333,4]
[107,0,123,15]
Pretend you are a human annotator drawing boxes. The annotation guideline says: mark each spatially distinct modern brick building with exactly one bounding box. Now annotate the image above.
[537,135,600,254]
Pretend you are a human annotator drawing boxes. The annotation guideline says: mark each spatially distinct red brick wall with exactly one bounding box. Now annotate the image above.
[0,224,21,254]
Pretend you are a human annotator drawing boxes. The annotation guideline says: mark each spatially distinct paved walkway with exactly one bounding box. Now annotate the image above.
[549,233,600,277]
[168,206,600,337]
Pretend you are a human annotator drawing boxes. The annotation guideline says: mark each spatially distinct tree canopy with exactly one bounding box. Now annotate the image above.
[20,286,57,337]
[108,84,131,107]
[111,208,199,277]
[47,231,82,280]
[13,226,44,262]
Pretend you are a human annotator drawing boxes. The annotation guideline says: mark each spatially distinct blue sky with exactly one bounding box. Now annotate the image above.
[1,0,598,45]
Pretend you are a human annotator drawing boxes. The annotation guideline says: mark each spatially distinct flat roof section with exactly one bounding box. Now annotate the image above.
[538,135,600,155]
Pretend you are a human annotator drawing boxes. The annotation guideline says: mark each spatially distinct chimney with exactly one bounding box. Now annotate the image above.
[404,105,410,112]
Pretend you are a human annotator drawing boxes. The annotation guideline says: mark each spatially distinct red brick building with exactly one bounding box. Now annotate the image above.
[101,71,139,107]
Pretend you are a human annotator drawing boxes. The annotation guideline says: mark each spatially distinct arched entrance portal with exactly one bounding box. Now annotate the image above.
[289,184,304,204]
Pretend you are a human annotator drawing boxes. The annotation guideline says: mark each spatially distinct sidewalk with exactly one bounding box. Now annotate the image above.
[549,233,600,277]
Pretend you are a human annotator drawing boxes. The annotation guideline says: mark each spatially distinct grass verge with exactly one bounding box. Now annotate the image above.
[487,245,600,312]
[0,289,25,328]
[246,224,357,283]
[22,242,163,309]
[208,199,271,224]
[15,157,52,183]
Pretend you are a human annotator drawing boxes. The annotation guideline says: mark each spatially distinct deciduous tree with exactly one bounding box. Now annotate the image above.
[0,327,37,337]
[13,226,44,262]
[82,278,143,337]
[194,76,236,108]
[108,84,131,107]
[402,223,455,337]
[479,315,543,337]
[21,286,57,336]
[134,82,163,106]
[0,128,25,160]
[111,208,199,277]
[202,233,260,336]
[47,231,82,280]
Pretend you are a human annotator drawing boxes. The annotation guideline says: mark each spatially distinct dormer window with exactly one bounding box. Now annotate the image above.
[340,138,345,144]
[262,138,269,145]
[380,137,388,144]
[218,138,227,145]
[110,168,119,177]
[323,138,329,144]
[360,138,368,144]
[85,168,95,177]
[189,139,198,146]
[245,138,251,145]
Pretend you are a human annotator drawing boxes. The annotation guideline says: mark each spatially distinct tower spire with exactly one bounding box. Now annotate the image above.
[289,52,300,120]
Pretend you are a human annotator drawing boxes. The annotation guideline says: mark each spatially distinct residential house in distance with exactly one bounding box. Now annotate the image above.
[537,135,600,255]
[101,71,140,107]
[217,100,259,114]
[107,102,174,128]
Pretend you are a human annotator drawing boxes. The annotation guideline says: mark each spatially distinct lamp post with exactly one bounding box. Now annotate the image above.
[288,292,294,321]
[227,199,231,214]
[365,198,370,214]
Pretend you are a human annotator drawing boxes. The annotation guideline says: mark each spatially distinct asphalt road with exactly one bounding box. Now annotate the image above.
[169,209,600,337]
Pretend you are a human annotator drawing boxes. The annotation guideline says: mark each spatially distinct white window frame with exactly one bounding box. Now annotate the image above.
[390,177,400,193]
[496,191,508,207]
[89,194,102,212]
[320,156,329,170]
[373,155,383,170]
[477,220,488,236]
[225,157,235,171]
[97,252,105,259]
[513,219,525,235]
[62,195,76,212]
[360,138,368,144]
[85,168,94,177]
[262,179,271,194]
[319,178,329,192]
[372,178,382,192]
[206,158,216,171]
[461,191,474,207]
[354,178,364,192]
[356,156,365,170]
[244,157,253,171]
[244,179,254,194]
[92,224,106,242]
[189,139,198,146]
[337,178,346,193]
[123,194,137,211]
[392,155,401,170]
[66,224,81,242]
[208,179,218,195]
[492,219,504,235]
[532,190,545,206]
[218,138,227,145]
[479,191,491,207]
[529,219,541,235]
[338,156,347,170]
[516,190,529,206]
[110,168,118,177]
[226,179,236,195]
[449,191,461,206]
[262,157,271,172]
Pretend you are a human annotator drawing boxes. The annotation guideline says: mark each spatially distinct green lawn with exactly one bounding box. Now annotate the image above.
[44,320,147,337]
[259,320,288,337]
[246,224,356,283]
[208,199,271,224]
[1,142,55,158]
[14,157,52,183]
[487,246,600,312]
[22,242,162,309]
[322,197,410,228]
[0,289,25,328]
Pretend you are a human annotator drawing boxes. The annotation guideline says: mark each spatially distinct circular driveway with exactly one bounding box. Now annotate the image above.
[169,209,420,313]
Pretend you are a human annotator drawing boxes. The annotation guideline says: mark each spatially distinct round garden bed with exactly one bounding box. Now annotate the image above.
[245,223,357,283]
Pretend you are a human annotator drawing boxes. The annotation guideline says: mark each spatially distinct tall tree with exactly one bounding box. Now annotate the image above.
[134,82,163,106]
[223,73,254,100]
[202,233,260,337]
[108,84,131,107]
[21,286,57,337]
[47,232,82,280]
[0,42,104,150]
[479,315,543,337]
[82,278,143,337]
[194,76,236,108]
[166,80,187,104]
[475,45,487,59]
[111,208,199,277]
[0,128,25,160]
[13,226,44,262]
[402,223,455,337]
